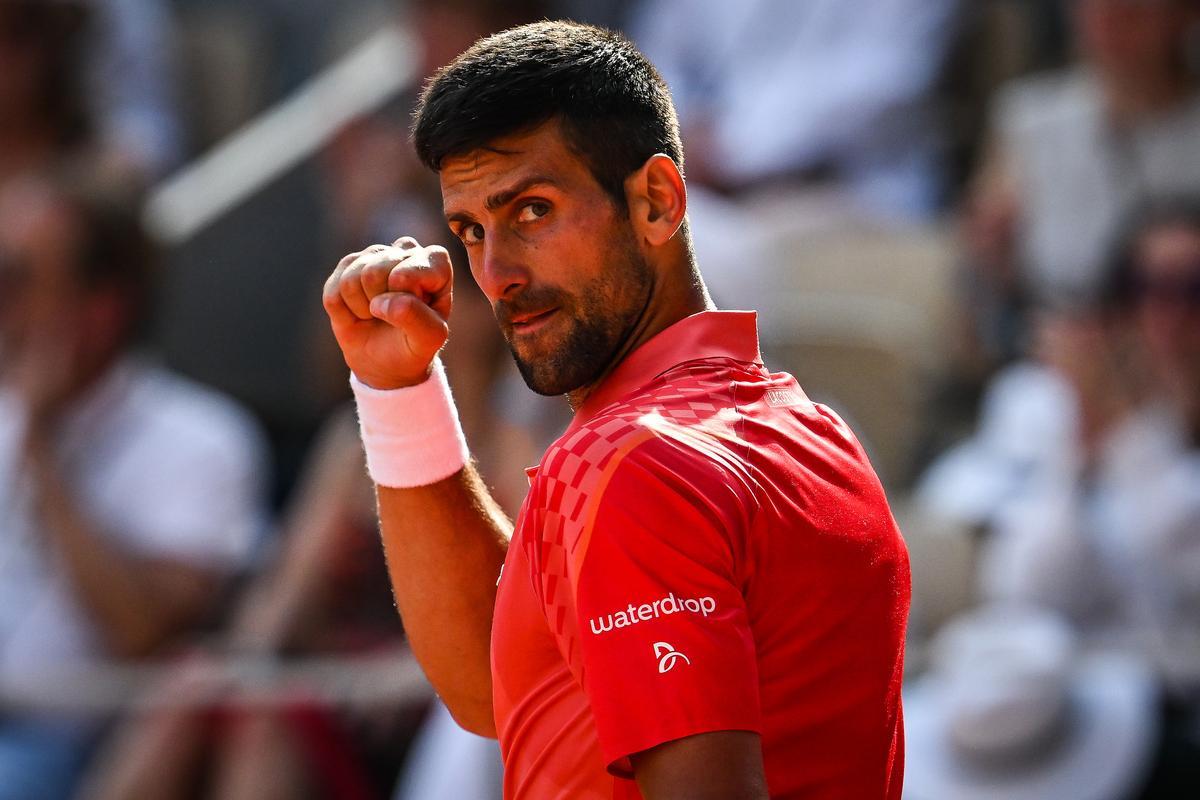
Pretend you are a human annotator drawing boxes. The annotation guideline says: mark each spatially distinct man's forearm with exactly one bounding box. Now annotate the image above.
[322,238,510,733]
[31,459,217,658]
[376,461,511,736]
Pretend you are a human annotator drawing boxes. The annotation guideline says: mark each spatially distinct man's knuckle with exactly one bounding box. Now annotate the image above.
[388,263,419,281]
[377,250,407,269]
[339,279,364,303]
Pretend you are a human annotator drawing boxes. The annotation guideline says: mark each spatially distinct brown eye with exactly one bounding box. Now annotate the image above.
[460,223,485,245]
[517,202,550,223]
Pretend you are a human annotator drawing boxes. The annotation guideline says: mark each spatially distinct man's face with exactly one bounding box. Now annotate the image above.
[0,187,82,374]
[1131,222,1200,383]
[439,120,653,396]
[1075,0,1190,78]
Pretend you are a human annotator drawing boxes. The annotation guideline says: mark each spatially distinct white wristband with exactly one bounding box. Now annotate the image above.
[350,358,470,488]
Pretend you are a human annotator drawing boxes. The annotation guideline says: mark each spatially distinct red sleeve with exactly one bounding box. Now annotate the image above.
[556,434,762,776]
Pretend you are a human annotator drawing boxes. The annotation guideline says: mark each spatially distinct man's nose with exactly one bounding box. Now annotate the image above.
[475,233,529,302]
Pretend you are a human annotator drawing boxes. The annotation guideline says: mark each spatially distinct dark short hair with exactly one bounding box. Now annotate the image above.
[1101,195,1200,311]
[412,20,684,207]
[0,0,92,148]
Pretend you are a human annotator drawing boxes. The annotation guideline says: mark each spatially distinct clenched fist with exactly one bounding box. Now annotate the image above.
[322,237,453,389]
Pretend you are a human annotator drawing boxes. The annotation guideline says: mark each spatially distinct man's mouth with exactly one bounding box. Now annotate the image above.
[509,308,558,336]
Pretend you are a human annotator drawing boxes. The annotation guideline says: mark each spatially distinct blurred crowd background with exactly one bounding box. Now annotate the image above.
[1,0,1198,798]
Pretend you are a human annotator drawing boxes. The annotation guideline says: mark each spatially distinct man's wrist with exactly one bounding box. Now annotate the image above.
[352,362,435,392]
[350,357,470,488]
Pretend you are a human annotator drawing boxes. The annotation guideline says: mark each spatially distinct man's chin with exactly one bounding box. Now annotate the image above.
[511,347,604,397]
[505,309,630,397]
[513,357,576,397]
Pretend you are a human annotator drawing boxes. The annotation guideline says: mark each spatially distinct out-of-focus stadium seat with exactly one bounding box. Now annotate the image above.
[759,221,959,488]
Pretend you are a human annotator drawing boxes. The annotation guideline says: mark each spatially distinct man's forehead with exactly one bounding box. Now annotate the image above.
[438,122,583,201]
[439,145,529,188]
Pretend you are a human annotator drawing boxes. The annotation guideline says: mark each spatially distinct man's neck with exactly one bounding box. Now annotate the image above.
[566,269,713,412]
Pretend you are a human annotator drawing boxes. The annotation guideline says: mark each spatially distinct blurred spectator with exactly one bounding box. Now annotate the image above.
[1104,198,1200,441]
[975,204,1200,673]
[920,200,1200,795]
[87,0,184,179]
[628,0,964,218]
[904,605,1159,800]
[81,408,506,800]
[0,172,268,800]
[916,352,1077,533]
[963,0,1200,368]
[922,264,1153,531]
[0,0,180,187]
[80,409,424,800]
[0,0,91,182]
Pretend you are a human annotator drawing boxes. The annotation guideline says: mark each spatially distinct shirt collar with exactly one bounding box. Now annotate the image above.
[569,309,762,431]
[524,310,760,482]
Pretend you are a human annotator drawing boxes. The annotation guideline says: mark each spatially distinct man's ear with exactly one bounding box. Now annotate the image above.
[626,154,686,247]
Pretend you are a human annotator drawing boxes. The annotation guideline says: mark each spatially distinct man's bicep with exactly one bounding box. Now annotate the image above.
[632,730,768,800]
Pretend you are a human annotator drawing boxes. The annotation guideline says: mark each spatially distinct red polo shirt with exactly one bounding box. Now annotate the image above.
[491,311,910,799]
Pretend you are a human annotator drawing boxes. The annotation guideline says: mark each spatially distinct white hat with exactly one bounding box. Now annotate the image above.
[903,605,1159,800]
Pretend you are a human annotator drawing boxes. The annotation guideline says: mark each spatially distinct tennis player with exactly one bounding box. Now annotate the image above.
[323,21,910,800]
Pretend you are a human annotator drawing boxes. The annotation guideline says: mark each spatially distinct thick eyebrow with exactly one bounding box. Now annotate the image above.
[444,174,561,225]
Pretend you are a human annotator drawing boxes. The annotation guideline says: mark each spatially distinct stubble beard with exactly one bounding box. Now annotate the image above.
[503,232,652,397]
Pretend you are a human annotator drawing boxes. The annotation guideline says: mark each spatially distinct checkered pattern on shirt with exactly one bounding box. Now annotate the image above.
[522,361,743,680]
